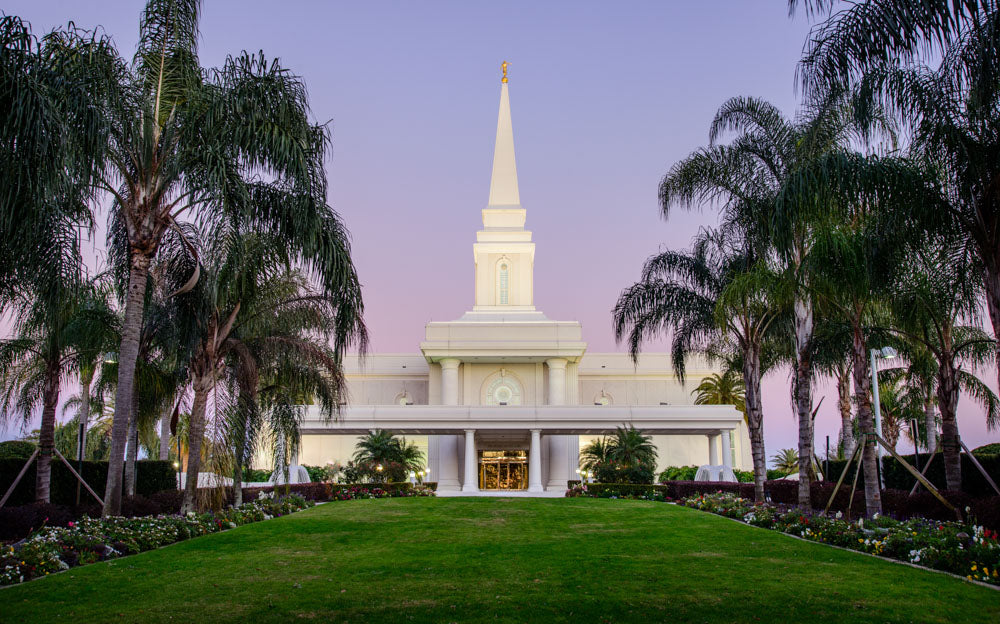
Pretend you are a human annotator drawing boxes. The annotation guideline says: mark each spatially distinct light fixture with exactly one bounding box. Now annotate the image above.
[424,468,430,475]
[376,464,383,472]
[173,461,180,469]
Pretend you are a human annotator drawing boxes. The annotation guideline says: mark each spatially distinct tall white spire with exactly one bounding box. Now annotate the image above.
[487,62,520,208]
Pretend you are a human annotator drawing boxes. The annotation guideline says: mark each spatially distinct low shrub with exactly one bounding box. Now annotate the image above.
[0,494,315,587]
[592,460,655,484]
[681,492,1000,586]
[0,441,36,459]
[421,482,438,491]
[658,466,698,482]
[566,483,670,500]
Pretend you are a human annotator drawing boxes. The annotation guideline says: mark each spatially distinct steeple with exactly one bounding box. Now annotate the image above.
[487,62,520,208]
[472,62,535,313]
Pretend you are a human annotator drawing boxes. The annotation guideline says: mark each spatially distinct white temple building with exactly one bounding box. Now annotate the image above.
[297,68,750,493]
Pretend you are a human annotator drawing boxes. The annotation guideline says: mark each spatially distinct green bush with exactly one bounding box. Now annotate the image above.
[972,443,1000,456]
[242,467,271,482]
[302,465,329,482]
[0,441,36,459]
[572,483,670,499]
[0,459,175,506]
[593,460,655,484]
[658,465,698,482]
[733,469,754,483]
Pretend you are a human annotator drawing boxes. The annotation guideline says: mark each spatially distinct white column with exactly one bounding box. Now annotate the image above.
[546,358,568,405]
[462,429,478,492]
[708,434,719,465]
[528,429,543,492]
[546,435,570,490]
[721,430,733,468]
[440,358,460,406]
[436,435,460,490]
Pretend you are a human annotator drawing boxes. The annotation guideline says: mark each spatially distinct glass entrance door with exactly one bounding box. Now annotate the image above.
[479,450,528,490]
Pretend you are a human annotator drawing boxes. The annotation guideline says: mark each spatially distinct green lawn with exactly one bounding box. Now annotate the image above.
[2,498,997,623]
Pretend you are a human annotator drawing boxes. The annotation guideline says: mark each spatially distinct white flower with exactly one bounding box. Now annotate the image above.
[835,511,843,519]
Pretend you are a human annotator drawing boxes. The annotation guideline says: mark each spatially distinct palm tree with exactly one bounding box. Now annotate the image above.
[579,437,613,473]
[92,0,366,517]
[0,279,117,502]
[225,267,349,506]
[692,370,746,418]
[353,430,404,467]
[771,448,800,473]
[807,208,910,516]
[658,89,873,506]
[607,425,658,468]
[800,2,1000,397]
[0,16,117,309]
[170,230,349,513]
[793,0,995,90]
[886,234,999,489]
[614,228,782,500]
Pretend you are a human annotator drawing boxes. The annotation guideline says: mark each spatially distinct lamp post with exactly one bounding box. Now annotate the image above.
[870,346,897,490]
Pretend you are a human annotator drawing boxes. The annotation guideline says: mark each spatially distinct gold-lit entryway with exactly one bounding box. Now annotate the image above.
[478,450,528,490]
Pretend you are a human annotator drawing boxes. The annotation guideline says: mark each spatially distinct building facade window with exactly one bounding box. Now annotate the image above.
[498,261,509,304]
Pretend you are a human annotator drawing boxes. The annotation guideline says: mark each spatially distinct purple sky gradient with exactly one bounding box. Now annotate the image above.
[4,1,997,458]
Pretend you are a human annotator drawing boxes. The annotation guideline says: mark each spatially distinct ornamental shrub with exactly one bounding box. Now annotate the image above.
[593,460,655,484]
[657,465,698,482]
[0,440,36,459]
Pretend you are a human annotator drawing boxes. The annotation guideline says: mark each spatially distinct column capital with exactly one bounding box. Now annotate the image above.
[529,428,542,434]
[464,428,477,434]
[545,357,568,370]
[440,358,461,370]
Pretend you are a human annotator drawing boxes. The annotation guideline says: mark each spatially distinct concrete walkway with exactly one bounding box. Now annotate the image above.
[436,489,566,498]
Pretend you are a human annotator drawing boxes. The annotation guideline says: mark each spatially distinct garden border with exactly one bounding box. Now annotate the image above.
[671,502,1000,592]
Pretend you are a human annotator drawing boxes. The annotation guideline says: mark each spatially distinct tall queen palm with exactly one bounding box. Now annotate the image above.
[97,0,366,516]
[614,228,782,500]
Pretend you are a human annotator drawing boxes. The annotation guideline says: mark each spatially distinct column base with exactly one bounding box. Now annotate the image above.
[527,484,544,493]
[437,478,461,491]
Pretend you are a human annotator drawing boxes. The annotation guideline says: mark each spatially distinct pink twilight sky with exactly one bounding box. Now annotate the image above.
[3,1,998,459]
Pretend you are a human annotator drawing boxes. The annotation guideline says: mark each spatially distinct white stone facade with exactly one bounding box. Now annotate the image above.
[297,74,751,491]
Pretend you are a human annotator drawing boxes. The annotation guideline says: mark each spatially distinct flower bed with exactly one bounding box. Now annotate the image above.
[681,492,1000,586]
[0,493,313,587]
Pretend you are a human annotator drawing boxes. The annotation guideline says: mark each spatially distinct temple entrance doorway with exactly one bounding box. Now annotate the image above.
[478,450,528,490]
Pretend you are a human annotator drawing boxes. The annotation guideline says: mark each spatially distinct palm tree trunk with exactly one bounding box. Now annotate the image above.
[104,253,152,517]
[794,295,814,508]
[923,396,936,453]
[850,321,881,517]
[180,376,211,514]
[742,344,766,501]
[75,368,93,505]
[159,403,171,461]
[837,369,854,459]
[124,401,139,497]
[232,433,245,508]
[936,359,962,491]
[36,361,61,504]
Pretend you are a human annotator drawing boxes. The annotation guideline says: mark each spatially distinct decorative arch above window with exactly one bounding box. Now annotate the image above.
[594,390,613,406]
[393,391,413,406]
[496,257,510,305]
[482,369,523,406]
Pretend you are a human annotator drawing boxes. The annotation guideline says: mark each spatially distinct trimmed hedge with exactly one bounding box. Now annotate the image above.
[0,458,175,506]
[0,481,424,541]
[568,479,1000,529]
[825,452,1000,497]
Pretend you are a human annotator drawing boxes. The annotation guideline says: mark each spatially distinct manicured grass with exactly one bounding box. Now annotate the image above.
[1,498,997,623]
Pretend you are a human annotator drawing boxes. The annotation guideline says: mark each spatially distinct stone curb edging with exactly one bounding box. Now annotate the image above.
[670,502,1000,592]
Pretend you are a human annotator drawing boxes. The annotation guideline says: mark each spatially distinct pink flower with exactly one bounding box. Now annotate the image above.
[68,522,75,528]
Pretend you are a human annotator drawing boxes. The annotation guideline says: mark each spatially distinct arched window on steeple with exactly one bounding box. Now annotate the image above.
[497,258,510,305]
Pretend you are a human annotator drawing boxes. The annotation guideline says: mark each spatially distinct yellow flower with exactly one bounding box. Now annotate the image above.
[972,564,978,571]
